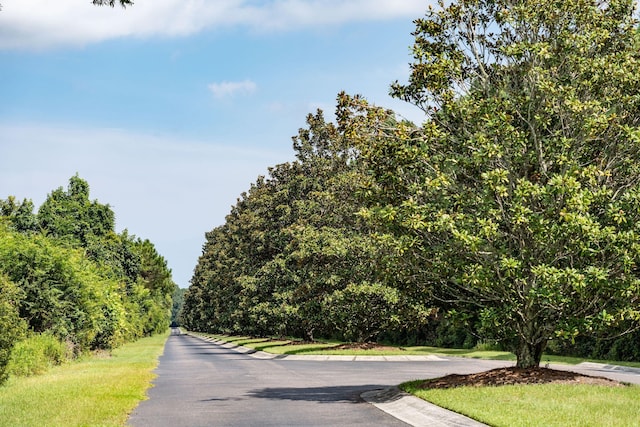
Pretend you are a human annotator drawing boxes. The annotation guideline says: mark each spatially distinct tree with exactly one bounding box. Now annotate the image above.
[182,106,426,342]
[171,285,186,327]
[38,175,115,245]
[0,196,37,233]
[133,239,175,335]
[1,176,175,354]
[359,0,640,368]
[0,225,113,351]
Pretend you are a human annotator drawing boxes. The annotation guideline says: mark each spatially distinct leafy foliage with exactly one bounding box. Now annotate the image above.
[38,174,115,245]
[182,107,429,342]
[0,176,175,384]
[362,0,640,367]
[171,286,186,326]
[0,275,26,384]
[182,1,640,368]
[0,197,37,233]
[0,1,133,11]
[7,333,68,377]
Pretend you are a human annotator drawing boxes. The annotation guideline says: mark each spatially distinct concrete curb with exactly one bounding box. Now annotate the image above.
[361,387,488,427]
[187,332,448,362]
[576,362,640,375]
[192,334,276,359]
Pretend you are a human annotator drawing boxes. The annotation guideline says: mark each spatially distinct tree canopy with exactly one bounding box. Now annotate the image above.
[0,176,175,384]
[182,109,424,342]
[367,0,640,368]
[182,0,640,369]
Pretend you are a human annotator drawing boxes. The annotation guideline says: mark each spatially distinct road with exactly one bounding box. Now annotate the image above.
[128,329,513,426]
[128,328,640,426]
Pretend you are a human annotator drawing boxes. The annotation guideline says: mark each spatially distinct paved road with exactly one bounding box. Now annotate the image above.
[128,329,513,426]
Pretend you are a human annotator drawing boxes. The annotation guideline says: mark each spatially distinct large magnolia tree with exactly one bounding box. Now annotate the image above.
[356,0,640,368]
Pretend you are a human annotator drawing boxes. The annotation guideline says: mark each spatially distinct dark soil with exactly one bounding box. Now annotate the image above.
[418,367,625,389]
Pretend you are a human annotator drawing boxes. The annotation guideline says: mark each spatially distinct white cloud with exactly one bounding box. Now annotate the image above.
[208,79,257,98]
[0,0,429,50]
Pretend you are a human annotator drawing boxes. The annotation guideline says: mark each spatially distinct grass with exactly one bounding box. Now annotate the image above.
[201,333,341,354]
[199,333,640,368]
[0,332,168,427]
[401,380,640,427]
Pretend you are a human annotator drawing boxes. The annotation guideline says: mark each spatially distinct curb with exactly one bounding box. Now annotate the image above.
[361,387,488,427]
[186,332,448,362]
[577,362,640,375]
[191,333,277,359]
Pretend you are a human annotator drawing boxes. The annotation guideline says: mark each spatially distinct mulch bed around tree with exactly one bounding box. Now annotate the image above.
[418,367,625,389]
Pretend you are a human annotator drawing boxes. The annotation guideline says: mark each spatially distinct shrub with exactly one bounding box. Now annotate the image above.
[324,282,401,342]
[0,274,26,385]
[7,333,68,377]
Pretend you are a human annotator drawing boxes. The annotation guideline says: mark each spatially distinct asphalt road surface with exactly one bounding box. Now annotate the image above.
[129,329,640,426]
[128,329,512,426]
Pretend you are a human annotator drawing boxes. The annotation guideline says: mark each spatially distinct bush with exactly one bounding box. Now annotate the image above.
[605,331,640,361]
[547,329,640,362]
[434,317,477,349]
[324,282,401,343]
[7,333,68,377]
[0,274,26,385]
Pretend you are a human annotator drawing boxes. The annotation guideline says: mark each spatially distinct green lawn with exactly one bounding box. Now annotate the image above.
[0,332,168,427]
[401,380,640,427]
[198,333,640,368]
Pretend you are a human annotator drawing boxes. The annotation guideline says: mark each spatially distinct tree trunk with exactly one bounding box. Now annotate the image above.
[515,339,546,368]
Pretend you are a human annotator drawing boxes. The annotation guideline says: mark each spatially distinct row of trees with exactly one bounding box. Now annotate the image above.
[182,106,432,343]
[183,0,640,369]
[0,175,176,384]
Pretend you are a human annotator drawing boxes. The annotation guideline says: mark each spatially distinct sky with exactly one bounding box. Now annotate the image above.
[0,0,428,288]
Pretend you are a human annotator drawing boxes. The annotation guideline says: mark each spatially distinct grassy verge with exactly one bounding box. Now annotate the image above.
[401,380,640,427]
[197,333,640,368]
[0,331,168,427]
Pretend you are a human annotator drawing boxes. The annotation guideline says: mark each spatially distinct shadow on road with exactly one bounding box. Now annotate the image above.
[246,384,389,404]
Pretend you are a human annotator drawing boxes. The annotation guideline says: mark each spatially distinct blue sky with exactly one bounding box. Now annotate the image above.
[0,0,427,287]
